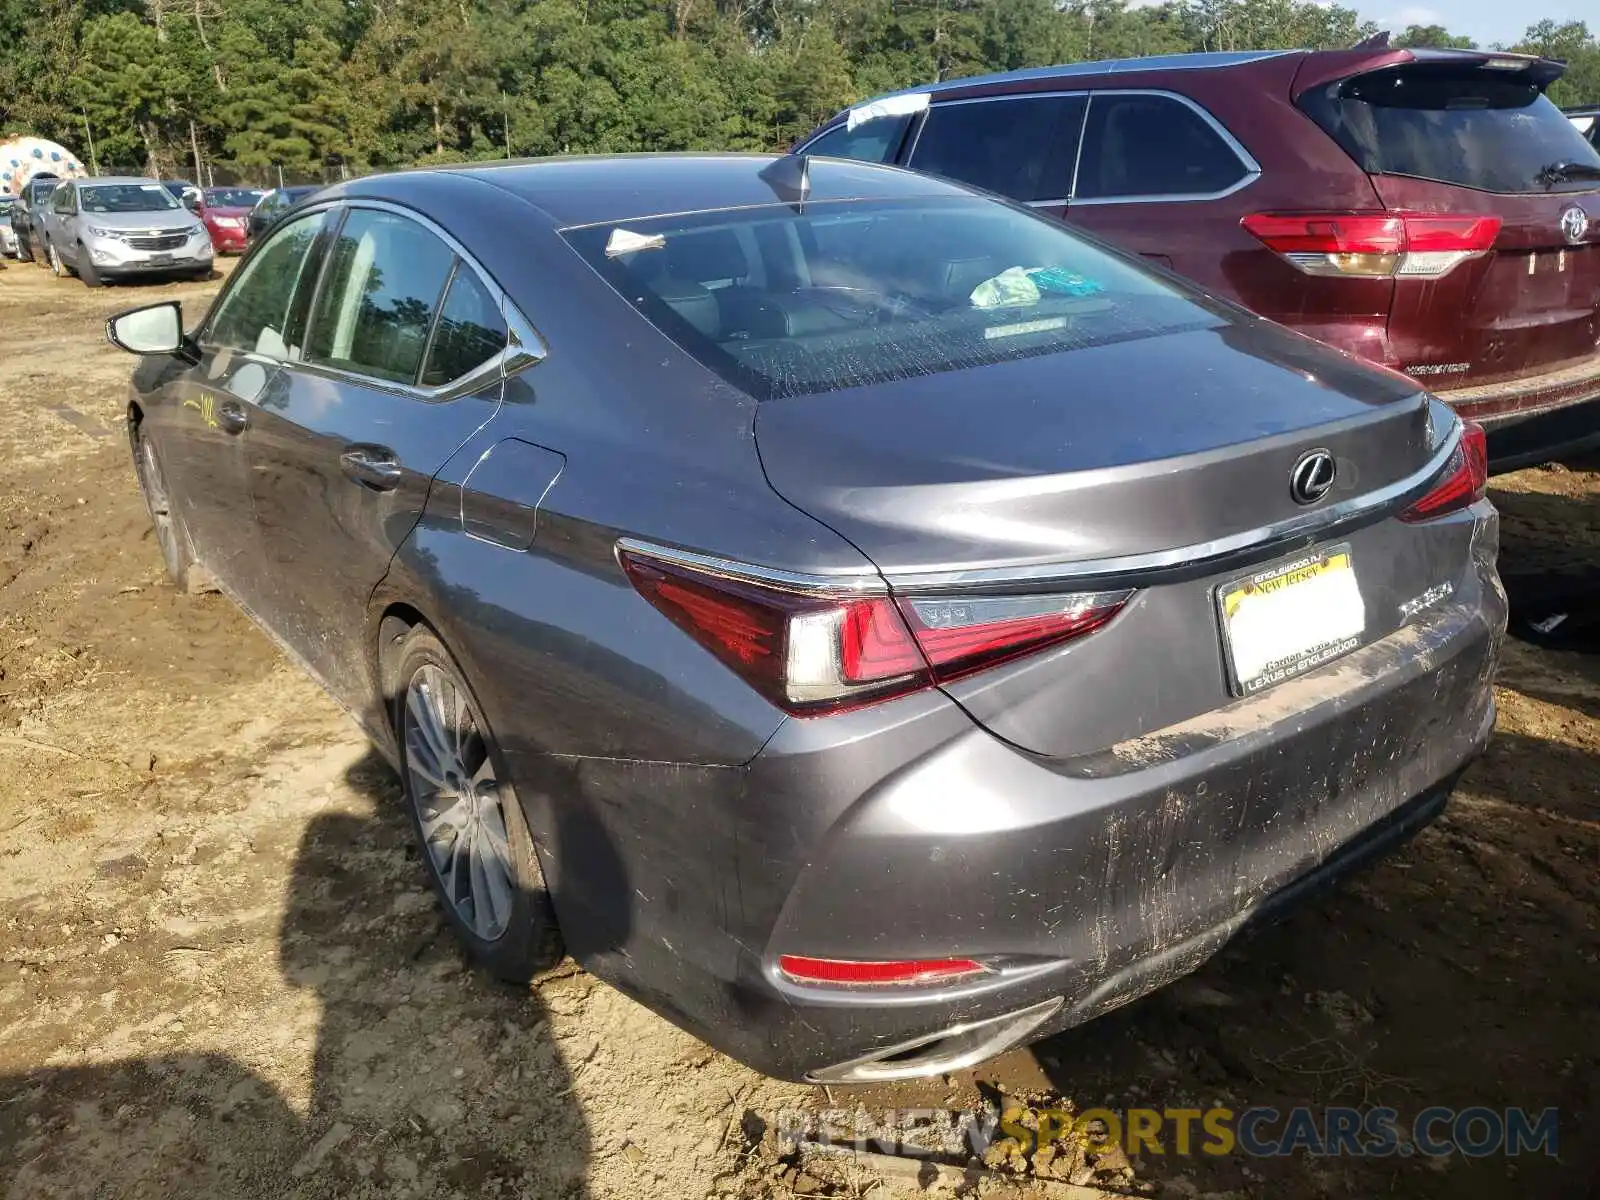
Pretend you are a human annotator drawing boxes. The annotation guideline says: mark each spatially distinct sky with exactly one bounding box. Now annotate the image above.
[1355,0,1591,47]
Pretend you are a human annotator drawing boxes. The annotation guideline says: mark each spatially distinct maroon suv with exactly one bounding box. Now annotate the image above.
[799,48,1600,469]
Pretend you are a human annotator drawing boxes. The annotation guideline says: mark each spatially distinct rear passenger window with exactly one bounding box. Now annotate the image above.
[1075,93,1250,200]
[307,210,455,385]
[801,116,913,164]
[421,268,507,387]
[910,96,1086,202]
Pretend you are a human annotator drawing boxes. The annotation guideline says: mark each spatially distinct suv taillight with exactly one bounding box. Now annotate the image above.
[1400,423,1489,523]
[1241,212,1501,279]
[618,547,1131,715]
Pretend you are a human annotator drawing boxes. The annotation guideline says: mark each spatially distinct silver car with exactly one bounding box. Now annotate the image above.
[0,196,17,257]
[41,176,213,287]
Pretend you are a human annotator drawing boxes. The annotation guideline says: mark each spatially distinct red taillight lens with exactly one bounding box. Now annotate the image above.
[898,592,1131,683]
[1242,211,1501,279]
[619,547,1132,715]
[1240,212,1405,256]
[778,954,989,987]
[1400,423,1489,523]
[619,551,927,712]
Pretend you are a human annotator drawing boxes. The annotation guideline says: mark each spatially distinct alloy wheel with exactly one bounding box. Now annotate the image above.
[403,663,515,942]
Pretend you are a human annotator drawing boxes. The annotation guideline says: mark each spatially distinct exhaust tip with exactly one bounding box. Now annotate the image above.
[804,996,1063,1085]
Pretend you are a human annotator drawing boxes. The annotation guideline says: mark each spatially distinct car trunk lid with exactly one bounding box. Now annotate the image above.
[755,320,1465,757]
[755,318,1433,580]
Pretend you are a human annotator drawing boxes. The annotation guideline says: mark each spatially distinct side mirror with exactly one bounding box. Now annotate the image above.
[107,302,184,355]
[183,193,202,214]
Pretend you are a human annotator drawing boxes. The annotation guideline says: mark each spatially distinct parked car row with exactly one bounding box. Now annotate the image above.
[105,92,1510,1081]
[798,47,1600,471]
[3,174,324,283]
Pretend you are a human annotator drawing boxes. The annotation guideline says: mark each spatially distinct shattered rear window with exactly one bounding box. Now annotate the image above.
[564,196,1221,401]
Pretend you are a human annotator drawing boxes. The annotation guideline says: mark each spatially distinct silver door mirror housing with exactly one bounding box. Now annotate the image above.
[107,302,184,355]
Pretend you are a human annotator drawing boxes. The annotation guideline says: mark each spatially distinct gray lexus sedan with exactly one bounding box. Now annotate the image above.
[105,154,1505,1083]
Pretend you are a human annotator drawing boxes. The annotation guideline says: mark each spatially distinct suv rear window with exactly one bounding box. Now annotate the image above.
[567,197,1219,401]
[1301,64,1600,194]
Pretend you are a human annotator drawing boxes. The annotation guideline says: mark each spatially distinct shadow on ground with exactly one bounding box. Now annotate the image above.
[0,754,591,1199]
[1492,460,1600,654]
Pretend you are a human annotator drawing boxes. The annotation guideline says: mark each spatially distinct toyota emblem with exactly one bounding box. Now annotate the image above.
[1290,449,1337,505]
[1560,205,1589,246]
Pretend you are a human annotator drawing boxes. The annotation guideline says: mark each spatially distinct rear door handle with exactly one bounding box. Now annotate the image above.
[217,399,249,435]
[340,445,404,491]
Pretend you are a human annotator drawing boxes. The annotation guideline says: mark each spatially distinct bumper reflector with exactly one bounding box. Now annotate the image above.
[777,955,990,987]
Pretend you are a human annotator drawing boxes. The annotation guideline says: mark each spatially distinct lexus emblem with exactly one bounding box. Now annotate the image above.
[1560,205,1589,246]
[1290,449,1337,505]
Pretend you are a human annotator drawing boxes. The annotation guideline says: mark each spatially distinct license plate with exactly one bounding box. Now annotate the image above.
[147,253,173,265]
[1218,544,1366,696]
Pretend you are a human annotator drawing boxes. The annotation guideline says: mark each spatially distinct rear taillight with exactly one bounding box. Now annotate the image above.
[1241,212,1501,280]
[1400,423,1489,523]
[896,592,1130,682]
[778,954,990,987]
[618,546,1131,715]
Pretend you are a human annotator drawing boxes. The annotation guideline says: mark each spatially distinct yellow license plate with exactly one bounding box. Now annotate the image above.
[1218,545,1366,695]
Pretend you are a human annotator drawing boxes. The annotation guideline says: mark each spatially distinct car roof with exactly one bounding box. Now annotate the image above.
[78,176,166,187]
[872,49,1299,101]
[838,45,1561,114]
[384,152,973,228]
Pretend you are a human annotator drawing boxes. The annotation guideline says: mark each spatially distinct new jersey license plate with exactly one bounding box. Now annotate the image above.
[1218,545,1366,696]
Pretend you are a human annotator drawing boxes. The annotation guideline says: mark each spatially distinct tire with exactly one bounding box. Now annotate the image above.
[131,427,213,593]
[14,231,33,263]
[78,248,103,288]
[46,241,73,278]
[395,626,563,983]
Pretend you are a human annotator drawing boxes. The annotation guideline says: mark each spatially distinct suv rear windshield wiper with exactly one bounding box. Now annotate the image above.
[1537,161,1600,186]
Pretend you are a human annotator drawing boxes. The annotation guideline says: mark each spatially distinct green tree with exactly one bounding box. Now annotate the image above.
[1394,24,1476,49]
[76,10,183,173]
[1512,20,1600,107]
[4,0,1598,181]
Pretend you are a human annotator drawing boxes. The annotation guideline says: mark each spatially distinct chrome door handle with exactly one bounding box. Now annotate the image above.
[340,446,403,491]
[216,399,249,435]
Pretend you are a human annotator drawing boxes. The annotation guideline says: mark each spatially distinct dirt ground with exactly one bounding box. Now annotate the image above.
[0,258,1595,1200]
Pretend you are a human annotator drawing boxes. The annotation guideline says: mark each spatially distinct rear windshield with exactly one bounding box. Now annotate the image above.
[565,196,1220,401]
[1301,64,1600,194]
[79,184,181,213]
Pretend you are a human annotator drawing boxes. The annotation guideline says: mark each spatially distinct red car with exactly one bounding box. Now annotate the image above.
[800,47,1600,469]
[200,187,265,254]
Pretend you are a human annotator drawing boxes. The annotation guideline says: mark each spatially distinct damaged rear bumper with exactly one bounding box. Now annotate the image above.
[720,560,1503,1081]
